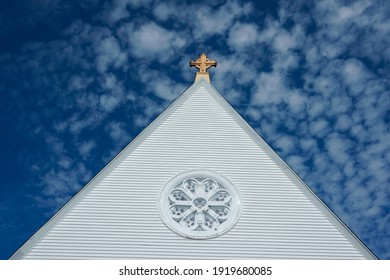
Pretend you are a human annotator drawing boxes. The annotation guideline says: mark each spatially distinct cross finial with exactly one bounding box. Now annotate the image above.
[189,53,217,83]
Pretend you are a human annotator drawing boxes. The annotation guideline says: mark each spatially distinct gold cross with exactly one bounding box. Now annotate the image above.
[190,53,217,72]
[189,53,217,83]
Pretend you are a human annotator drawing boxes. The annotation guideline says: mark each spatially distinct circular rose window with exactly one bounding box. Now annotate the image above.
[159,170,241,239]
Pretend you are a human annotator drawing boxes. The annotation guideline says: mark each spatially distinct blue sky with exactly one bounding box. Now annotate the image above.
[0,0,389,259]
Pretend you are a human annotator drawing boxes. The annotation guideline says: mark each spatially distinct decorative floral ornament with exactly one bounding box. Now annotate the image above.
[159,170,241,239]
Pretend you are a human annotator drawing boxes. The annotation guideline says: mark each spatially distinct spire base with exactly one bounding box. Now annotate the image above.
[194,72,211,83]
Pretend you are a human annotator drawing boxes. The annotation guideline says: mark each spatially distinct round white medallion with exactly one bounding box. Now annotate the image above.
[159,170,241,239]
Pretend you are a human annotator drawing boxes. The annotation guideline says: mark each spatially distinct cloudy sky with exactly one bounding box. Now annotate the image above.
[0,0,389,259]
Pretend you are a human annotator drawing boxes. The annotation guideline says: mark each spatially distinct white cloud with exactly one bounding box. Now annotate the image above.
[275,135,295,154]
[191,1,252,39]
[334,114,353,132]
[223,89,242,105]
[106,121,130,142]
[300,138,318,153]
[251,71,299,105]
[94,35,127,73]
[227,23,259,50]
[68,75,93,91]
[100,94,121,112]
[102,0,153,24]
[153,2,173,21]
[342,58,371,96]
[68,112,104,135]
[127,0,153,8]
[331,95,354,115]
[287,155,307,176]
[346,186,372,211]
[78,140,97,159]
[133,97,161,128]
[326,133,353,165]
[44,136,65,155]
[40,162,92,207]
[307,99,327,119]
[124,22,187,63]
[310,75,340,98]
[311,0,390,64]
[273,29,297,53]
[309,118,330,138]
[73,92,99,111]
[140,68,186,101]
[286,91,307,113]
[99,73,125,112]
[103,0,130,24]
[42,170,69,197]
[212,52,257,94]
[245,106,262,122]
[58,157,72,169]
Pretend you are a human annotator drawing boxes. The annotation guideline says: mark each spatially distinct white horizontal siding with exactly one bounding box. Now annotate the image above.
[23,85,365,259]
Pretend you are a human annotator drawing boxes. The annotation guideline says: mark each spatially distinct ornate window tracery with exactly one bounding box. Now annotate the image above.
[159,170,241,239]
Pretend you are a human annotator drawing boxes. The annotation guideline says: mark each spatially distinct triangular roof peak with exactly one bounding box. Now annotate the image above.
[10,78,377,259]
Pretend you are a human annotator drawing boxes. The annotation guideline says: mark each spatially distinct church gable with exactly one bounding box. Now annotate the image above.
[11,78,375,260]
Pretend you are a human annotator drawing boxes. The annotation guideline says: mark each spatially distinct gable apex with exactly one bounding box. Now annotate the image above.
[10,79,377,259]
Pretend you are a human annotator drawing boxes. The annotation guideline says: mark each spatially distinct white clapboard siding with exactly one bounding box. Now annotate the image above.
[11,79,376,259]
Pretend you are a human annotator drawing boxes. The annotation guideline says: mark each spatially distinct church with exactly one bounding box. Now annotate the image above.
[10,54,376,259]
